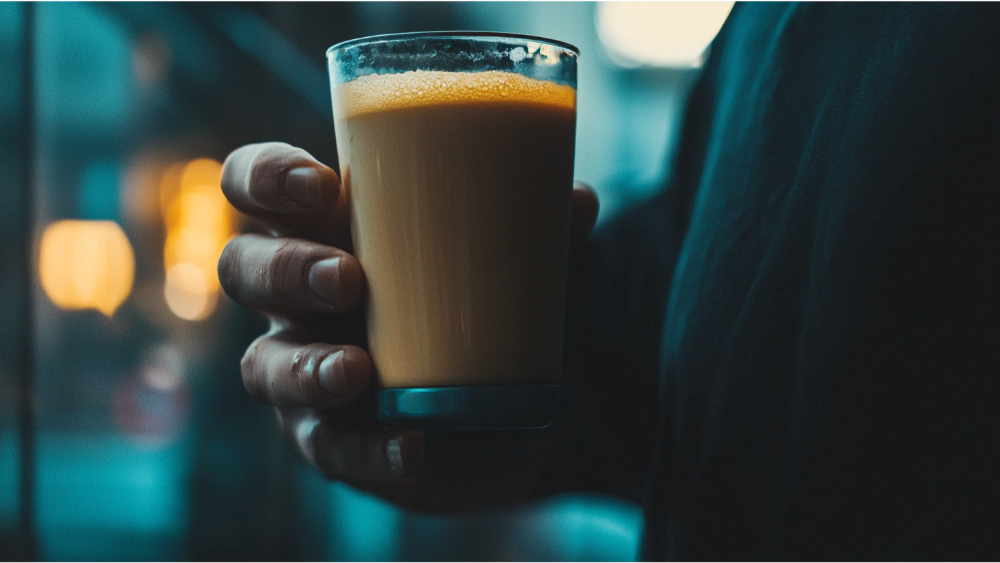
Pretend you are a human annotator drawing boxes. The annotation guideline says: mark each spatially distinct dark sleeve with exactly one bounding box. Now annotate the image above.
[641,5,1000,558]
[532,188,683,502]
[533,55,723,501]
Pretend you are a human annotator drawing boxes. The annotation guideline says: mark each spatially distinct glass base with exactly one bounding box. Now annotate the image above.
[376,384,559,431]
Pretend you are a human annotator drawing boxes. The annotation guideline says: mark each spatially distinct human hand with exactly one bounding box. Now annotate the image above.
[219,142,598,513]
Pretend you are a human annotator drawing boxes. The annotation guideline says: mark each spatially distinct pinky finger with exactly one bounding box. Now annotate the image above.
[276,408,425,482]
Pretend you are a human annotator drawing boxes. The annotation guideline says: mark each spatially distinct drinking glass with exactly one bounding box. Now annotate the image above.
[328,32,579,430]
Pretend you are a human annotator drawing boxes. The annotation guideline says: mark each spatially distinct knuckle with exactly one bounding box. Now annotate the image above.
[289,346,307,380]
[219,235,328,308]
[264,239,309,301]
[247,144,311,203]
[247,148,278,203]
[289,346,309,400]
[222,143,317,208]
[222,144,270,201]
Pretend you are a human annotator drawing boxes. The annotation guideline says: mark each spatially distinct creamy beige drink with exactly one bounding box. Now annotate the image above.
[333,70,577,389]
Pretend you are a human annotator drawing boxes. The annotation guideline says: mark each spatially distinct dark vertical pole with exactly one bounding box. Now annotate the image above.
[19,2,37,560]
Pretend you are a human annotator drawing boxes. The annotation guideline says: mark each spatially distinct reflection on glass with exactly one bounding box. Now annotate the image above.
[38,220,135,316]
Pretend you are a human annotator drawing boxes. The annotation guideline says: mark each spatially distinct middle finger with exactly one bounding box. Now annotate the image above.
[218,233,365,314]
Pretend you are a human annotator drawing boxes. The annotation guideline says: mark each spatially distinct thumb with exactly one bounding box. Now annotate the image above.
[569,181,599,244]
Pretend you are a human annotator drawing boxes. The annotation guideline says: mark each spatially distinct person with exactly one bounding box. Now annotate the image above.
[217,3,999,559]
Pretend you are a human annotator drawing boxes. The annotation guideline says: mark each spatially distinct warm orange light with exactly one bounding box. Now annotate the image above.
[160,158,235,321]
[164,262,218,321]
[39,220,135,317]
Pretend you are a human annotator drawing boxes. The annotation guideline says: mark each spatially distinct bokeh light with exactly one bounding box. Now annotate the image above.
[38,220,135,317]
[163,262,218,321]
[112,344,191,447]
[596,1,735,68]
[159,158,234,321]
[132,32,171,88]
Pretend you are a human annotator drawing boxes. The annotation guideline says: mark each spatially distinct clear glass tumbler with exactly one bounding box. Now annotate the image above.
[328,32,579,430]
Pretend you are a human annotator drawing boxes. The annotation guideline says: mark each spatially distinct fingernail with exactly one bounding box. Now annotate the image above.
[388,432,424,474]
[308,257,341,307]
[317,350,349,396]
[285,167,323,207]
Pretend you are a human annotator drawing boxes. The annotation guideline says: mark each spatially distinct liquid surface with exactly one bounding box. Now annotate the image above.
[334,70,576,388]
[335,69,576,118]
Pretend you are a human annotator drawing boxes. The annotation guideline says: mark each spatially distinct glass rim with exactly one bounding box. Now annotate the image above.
[327,31,580,57]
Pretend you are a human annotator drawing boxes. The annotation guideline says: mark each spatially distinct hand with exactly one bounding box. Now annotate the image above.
[219,142,599,513]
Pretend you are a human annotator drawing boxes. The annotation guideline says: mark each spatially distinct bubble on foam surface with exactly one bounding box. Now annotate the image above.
[334,70,576,118]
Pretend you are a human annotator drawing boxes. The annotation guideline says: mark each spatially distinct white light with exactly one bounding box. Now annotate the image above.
[140,345,185,391]
[596,1,735,68]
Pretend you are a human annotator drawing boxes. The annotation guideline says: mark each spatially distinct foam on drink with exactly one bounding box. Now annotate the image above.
[334,69,576,117]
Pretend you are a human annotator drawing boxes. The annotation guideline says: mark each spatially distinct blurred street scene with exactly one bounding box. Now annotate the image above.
[0,3,731,560]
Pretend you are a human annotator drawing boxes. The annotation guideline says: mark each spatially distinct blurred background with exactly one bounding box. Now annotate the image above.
[0,2,731,560]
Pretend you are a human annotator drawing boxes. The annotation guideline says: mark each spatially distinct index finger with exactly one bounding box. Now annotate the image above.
[222,142,341,218]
